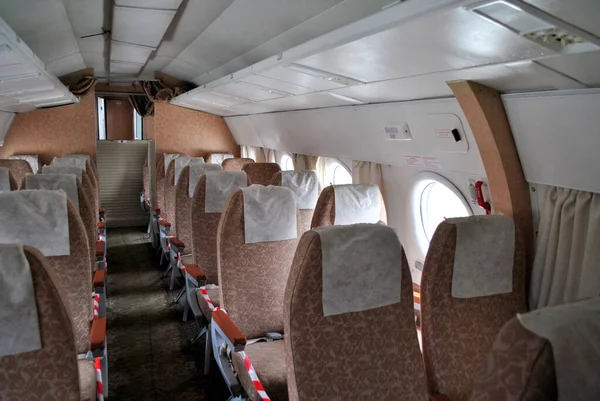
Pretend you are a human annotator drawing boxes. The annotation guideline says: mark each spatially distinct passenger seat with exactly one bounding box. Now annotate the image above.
[222,157,254,171]
[242,162,281,185]
[420,215,526,401]
[210,185,300,400]
[311,184,386,228]
[270,170,319,233]
[285,224,429,400]
[0,159,33,189]
[0,166,17,191]
[0,244,97,401]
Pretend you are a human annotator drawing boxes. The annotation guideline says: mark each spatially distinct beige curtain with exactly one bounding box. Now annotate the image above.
[352,161,387,222]
[530,186,600,309]
[240,145,268,162]
[293,154,317,171]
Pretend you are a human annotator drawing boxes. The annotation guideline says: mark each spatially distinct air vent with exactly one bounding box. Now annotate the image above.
[468,0,600,53]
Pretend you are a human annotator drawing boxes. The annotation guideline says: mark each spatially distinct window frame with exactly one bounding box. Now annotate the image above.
[323,157,352,186]
[278,152,294,171]
[411,172,473,254]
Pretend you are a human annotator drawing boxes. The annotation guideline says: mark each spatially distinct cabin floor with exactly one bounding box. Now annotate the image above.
[106,228,229,401]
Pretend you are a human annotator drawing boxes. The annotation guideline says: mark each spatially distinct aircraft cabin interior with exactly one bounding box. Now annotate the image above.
[0,0,599,400]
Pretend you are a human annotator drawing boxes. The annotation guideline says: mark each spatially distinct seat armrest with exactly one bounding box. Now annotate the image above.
[90,317,106,350]
[169,236,185,248]
[430,395,452,401]
[212,309,246,351]
[97,222,106,230]
[152,206,160,214]
[158,218,171,228]
[93,270,106,288]
[99,208,106,214]
[185,264,206,282]
[95,241,105,257]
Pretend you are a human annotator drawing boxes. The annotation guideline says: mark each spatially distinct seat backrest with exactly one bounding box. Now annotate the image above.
[470,317,557,401]
[242,162,281,185]
[143,154,149,199]
[9,154,39,173]
[156,153,166,211]
[191,171,246,282]
[52,157,98,213]
[0,245,80,400]
[0,190,93,354]
[285,224,428,401]
[165,160,178,233]
[420,216,527,401]
[270,170,319,233]
[206,153,234,165]
[175,163,222,250]
[0,166,17,191]
[311,184,386,229]
[222,157,254,171]
[0,159,33,189]
[218,186,300,338]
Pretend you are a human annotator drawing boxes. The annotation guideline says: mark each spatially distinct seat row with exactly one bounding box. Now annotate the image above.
[145,155,597,401]
[0,154,109,401]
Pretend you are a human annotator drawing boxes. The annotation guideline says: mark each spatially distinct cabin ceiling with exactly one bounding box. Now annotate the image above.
[0,0,393,81]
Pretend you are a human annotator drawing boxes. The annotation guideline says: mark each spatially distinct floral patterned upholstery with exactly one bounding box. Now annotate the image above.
[270,171,314,234]
[470,317,557,401]
[284,230,429,401]
[77,359,97,401]
[222,157,254,171]
[420,221,527,401]
[196,287,220,319]
[165,161,178,235]
[82,160,99,213]
[0,246,81,401]
[143,155,149,199]
[191,176,221,284]
[0,159,33,189]
[175,166,193,250]
[217,189,302,339]
[8,170,17,191]
[156,154,166,211]
[232,341,288,401]
[47,201,94,354]
[242,162,281,186]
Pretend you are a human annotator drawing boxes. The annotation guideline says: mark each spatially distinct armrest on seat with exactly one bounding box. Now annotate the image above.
[212,309,246,351]
[430,395,452,401]
[152,206,160,214]
[185,264,206,282]
[158,218,171,228]
[99,208,106,214]
[95,241,105,257]
[97,222,106,230]
[90,317,106,350]
[169,236,185,248]
[93,270,106,287]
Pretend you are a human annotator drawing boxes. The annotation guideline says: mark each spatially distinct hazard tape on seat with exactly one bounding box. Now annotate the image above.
[92,292,100,318]
[95,357,104,401]
[199,287,215,310]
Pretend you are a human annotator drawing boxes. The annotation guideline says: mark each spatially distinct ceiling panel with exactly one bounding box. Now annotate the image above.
[45,53,86,77]
[538,51,600,86]
[111,41,154,64]
[295,8,551,83]
[243,91,360,113]
[525,0,600,38]
[188,90,251,107]
[162,58,208,81]
[110,61,143,75]
[214,81,290,102]
[112,6,177,48]
[115,0,183,8]
[330,60,585,103]
[257,65,346,91]
[241,74,314,95]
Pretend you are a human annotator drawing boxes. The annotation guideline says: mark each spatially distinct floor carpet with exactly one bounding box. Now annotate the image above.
[106,227,229,401]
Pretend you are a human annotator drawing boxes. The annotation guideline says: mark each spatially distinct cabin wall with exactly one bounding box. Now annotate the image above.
[106,99,134,140]
[0,90,97,165]
[143,114,155,141]
[154,102,237,158]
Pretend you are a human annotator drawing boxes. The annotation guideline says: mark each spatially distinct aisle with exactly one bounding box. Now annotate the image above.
[105,228,214,401]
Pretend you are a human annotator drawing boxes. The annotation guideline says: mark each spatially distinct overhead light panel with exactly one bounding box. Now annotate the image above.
[286,64,365,86]
[468,0,600,53]
[0,72,40,83]
[328,92,363,104]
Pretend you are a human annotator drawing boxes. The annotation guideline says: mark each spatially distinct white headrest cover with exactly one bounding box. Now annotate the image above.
[281,170,319,210]
[62,154,91,163]
[52,157,86,172]
[163,153,185,173]
[26,173,79,212]
[242,185,297,243]
[0,244,41,356]
[447,215,515,298]
[317,223,402,317]
[189,164,223,197]
[205,171,247,213]
[0,190,70,256]
[9,154,38,173]
[42,165,83,183]
[208,153,234,165]
[518,298,600,401]
[0,166,10,192]
[333,185,382,225]
[175,156,204,185]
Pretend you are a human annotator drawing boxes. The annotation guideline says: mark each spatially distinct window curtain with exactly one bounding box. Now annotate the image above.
[294,154,317,171]
[529,186,600,309]
[240,145,268,162]
[352,161,388,222]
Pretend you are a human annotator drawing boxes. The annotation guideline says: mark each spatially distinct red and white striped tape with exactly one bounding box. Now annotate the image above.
[92,292,100,318]
[177,252,185,270]
[95,357,104,401]
[242,351,271,401]
[199,287,215,310]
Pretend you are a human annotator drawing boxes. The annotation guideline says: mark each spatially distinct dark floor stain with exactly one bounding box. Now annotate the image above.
[106,227,229,401]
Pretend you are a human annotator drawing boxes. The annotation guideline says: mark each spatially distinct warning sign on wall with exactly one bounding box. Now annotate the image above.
[404,155,424,167]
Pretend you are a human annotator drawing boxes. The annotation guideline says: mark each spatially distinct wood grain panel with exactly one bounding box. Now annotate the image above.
[0,90,97,165]
[448,80,533,264]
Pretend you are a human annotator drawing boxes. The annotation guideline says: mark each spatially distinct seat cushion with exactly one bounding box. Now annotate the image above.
[232,341,287,401]
[197,287,220,319]
[77,359,97,401]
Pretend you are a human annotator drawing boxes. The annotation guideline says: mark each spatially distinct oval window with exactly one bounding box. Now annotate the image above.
[279,153,294,171]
